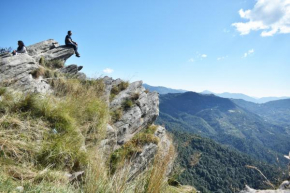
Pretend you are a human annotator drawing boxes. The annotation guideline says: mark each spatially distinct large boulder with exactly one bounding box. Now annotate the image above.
[0,39,75,93]
[0,53,49,93]
[59,64,86,80]
[27,39,74,62]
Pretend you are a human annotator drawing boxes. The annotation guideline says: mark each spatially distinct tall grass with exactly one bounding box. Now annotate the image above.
[0,76,110,192]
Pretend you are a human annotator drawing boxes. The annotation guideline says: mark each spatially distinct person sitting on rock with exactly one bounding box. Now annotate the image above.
[12,41,27,55]
[65,30,80,57]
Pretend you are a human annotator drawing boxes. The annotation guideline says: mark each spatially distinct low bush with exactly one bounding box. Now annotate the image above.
[122,99,134,110]
[110,108,123,123]
[110,81,129,101]
[39,57,64,69]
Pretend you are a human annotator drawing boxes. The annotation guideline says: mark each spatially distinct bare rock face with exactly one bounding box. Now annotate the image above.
[0,53,50,93]
[59,64,86,80]
[100,124,118,155]
[100,77,174,181]
[109,80,159,145]
[0,39,75,93]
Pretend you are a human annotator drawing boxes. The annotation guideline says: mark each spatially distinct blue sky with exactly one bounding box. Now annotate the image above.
[1,0,290,97]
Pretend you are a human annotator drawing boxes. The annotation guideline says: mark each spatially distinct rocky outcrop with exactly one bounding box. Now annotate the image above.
[108,80,159,145]
[240,181,290,193]
[0,39,75,93]
[27,39,74,62]
[128,126,174,181]
[0,53,50,93]
[59,64,86,80]
[100,76,174,180]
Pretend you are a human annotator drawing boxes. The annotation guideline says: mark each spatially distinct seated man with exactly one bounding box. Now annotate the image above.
[65,31,80,57]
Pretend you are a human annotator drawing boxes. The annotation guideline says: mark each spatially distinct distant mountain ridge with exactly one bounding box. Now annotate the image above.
[156,91,290,192]
[143,84,289,103]
[157,91,290,166]
[143,84,187,94]
[232,98,290,128]
[201,91,289,104]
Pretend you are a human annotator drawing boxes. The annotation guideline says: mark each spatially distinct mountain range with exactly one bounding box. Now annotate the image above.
[157,92,290,165]
[144,84,289,103]
[155,91,290,192]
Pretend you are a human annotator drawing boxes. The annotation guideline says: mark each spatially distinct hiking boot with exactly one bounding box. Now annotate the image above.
[76,54,80,57]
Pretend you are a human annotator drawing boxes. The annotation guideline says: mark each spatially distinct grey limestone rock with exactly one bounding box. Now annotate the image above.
[109,80,159,145]
[0,39,76,93]
[100,124,117,157]
[59,64,86,80]
[27,39,74,62]
[0,53,50,93]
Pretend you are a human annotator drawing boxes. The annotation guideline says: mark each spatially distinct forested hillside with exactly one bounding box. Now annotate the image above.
[158,92,290,166]
[233,99,290,128]
[170,130,284,193]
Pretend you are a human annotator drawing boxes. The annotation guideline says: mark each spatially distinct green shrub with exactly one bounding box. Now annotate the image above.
[39,56,45,66]
[119,81,129,91]
[0,87,6,96]
[30,67,46,79]
[110,108,123,123]
[110,81,129,101]
[131,92,140,101]
[122,99,134,110]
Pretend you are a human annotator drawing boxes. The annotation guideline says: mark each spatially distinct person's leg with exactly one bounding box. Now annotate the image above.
[66,43,80,56]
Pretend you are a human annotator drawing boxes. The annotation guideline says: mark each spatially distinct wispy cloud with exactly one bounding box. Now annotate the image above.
[103,68,114,73]
[188,58,195,63]
[223,29,230,33]
[243,49,254,58]
[188,53,207,63]
[232,0,290,37]
[217,56,228,61]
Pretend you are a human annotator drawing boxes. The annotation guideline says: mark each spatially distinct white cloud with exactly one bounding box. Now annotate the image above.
[217,56,228,61]
[103,68,114,73]
[232,0,290,36]
[188,58,195,63]
[223,29,230,33]
[188,53,207,63]
[243,49,255,58]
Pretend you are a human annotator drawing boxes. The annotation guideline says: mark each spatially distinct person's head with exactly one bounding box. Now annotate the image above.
[68,31,72,36]
[18,40,24,47]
